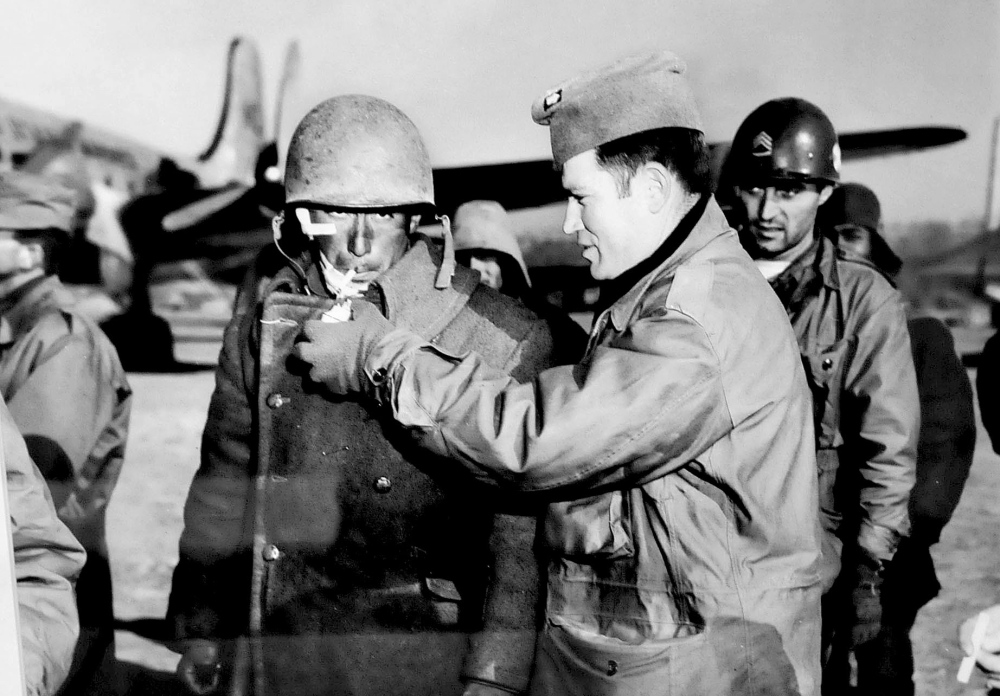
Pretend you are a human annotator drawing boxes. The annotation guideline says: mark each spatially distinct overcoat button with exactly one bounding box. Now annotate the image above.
[822,358,833,371]
[262,544,281,562]
[266,393,287,409]
[374,476,392,493]
[371,367,387,385]
[607,659,618,676]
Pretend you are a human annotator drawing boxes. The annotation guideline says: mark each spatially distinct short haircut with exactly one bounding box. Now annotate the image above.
[594,127,711,197]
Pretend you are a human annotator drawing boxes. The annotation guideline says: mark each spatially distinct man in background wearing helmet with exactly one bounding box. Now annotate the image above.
[167,95,579,696]
[727,98,919,693]
[821,183,975,695]
[0,170,131,695]
[295,52,824,696]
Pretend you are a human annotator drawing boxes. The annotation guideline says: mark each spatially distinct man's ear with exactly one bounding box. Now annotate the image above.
[642,162,672,213]
[818,185,836,206]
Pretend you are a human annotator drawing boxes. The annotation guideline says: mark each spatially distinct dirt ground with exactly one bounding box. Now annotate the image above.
[105,367,1000,694]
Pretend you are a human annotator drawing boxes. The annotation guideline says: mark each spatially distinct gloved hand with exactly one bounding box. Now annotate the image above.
[959,604,1000,689]
[847,556,885,648]
[293,299,393,395]
[176,639,222,695]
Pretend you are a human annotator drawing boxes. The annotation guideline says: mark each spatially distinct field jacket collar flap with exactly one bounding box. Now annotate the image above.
[375,236,481,341]
[1,275,65,341]
[770,233,840,315]
[609,196,730,332]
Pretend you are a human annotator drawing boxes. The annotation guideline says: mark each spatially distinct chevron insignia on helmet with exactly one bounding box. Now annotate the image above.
[752,131,773,157]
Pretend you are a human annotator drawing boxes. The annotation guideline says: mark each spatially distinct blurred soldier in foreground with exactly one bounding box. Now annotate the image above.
[0,171,132,694]
[295,52,824,695]
[452,200,532,299]
[823,182,975,695]
[168,95,579,696]
[727,99,919,694]
[3,392,86,696]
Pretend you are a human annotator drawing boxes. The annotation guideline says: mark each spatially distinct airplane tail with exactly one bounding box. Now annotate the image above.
[196,37,265,188]
[271,40,301,179]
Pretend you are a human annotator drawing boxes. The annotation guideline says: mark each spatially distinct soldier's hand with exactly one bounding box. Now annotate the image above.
[847,558,884,648]
[959,605,1000,688]
[176,639,222,695]
[293,301,393,395]
[462,681,522,696]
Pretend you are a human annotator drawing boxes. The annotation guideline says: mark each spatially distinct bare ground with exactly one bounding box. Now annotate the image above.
[104,368,1000,694]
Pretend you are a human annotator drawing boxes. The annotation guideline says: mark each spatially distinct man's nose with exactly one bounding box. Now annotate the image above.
[348,215,372,257]
[563,199,583,235]
[759,188,780,220]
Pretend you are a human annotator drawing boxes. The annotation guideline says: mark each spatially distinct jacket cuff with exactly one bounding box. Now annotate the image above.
[856,520,903,563]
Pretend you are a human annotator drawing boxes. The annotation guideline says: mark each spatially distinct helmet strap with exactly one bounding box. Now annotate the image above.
[271,210,313,295]
[434,214,455,289]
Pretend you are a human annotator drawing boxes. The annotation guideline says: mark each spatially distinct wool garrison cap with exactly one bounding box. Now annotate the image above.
[531,50,703,165]
[0,170,77,233]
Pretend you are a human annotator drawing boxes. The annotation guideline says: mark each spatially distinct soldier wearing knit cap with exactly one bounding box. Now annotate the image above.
[295,50,823,696]
[0,169,131,695]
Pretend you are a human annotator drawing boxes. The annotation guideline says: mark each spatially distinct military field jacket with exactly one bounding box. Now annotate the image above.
[0,276,131,555]
[366,199,825,695]
[769,236,918,574]
[169,239,579,695]
[3,394,86,696]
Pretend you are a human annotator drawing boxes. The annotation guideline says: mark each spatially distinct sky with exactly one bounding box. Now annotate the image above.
[0,0,997,232]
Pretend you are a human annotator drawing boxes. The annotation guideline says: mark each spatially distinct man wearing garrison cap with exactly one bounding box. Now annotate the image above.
[0,170,131,694]
[295,52,824,695]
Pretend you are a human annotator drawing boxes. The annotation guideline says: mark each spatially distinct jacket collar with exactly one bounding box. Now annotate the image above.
[607,196,731,332]
[769,233,840,312]
[374,236,481,340]
[0,275,67,341]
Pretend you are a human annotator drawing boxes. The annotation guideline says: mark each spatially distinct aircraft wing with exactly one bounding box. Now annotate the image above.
[431,125,967,217]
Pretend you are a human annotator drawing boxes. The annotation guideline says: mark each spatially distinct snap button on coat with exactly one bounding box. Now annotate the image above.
[266,393,287,409]
[373,476,392,493]
[262,544,280,562]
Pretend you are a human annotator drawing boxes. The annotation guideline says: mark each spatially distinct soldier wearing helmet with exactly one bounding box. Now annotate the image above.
[727,98,919,693]
[296,54,824,696]
[167,95,580,696]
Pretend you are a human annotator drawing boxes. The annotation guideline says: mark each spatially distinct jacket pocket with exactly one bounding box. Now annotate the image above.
[543,491,634,561]
[801,339,853,449]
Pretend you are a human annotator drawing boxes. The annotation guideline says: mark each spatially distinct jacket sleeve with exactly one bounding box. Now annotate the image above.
[369,307,733,495]
[3,397,85,696]
[977,330,1000,454]
[842,293,919,562]
[5,332,131,550]
[167,310,257,642]
[907,317,975,544]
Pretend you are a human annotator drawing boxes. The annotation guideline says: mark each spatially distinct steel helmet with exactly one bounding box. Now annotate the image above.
[284,95,434,210]
[727,97,840,187]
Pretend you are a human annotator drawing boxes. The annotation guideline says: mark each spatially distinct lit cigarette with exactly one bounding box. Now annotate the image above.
[958,611,991,683]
